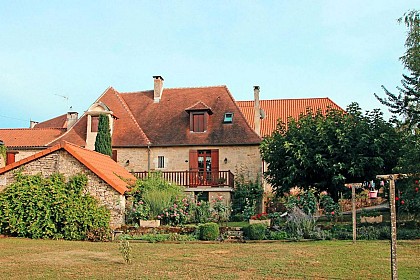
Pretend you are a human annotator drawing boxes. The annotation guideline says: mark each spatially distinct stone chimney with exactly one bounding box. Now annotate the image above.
[29,120,39,128]
[66,112,78,130]
[153,76,164,103]
[254,86,261,136]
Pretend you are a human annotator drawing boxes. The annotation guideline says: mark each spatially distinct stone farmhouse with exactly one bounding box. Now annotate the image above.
[0,141,136,229]
[0,76,344,207]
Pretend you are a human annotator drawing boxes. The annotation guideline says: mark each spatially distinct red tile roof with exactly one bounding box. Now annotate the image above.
[0,141,134,194]
[237,98,344,137]
[33,114,67,128]
[0,128,66,148]
[118,86,261,146]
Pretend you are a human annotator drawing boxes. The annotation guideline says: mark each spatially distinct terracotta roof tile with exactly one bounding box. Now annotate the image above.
[0,128,66,148]
[237,98,344,137]
[0,141,135,194]
[120,86,261,146]
[185,101,213,113]
[33,114,67,128]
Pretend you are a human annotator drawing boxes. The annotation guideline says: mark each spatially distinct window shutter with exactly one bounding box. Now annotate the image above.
[189,150,198,187]
[210,149,219,184]
[189,150,198,171]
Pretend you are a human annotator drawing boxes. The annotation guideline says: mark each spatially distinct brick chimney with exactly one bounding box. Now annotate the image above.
[66,112,78,130]
[153,76,164,103]
[254,86,261,136]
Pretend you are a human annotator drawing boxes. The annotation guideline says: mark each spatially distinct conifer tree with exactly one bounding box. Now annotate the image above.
[375,10,420,128]
[94,114,112,157]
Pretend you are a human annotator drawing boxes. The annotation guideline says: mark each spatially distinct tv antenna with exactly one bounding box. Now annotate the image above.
[54,94,71,110]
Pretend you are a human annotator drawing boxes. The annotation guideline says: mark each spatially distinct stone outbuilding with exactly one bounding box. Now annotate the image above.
[0,141,136,229]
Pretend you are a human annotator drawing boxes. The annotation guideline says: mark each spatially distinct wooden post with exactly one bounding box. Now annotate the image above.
[389,176,398,280]
[376,174,406,280]
[352,184,356,243]
[345,183,362,244]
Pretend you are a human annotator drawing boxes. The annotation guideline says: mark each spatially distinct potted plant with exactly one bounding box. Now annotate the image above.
[249,213,271,226]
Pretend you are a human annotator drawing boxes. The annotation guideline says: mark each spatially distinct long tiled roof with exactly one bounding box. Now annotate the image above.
[0,128,66,148]
[0,141,134,194]
[237,98,344,137]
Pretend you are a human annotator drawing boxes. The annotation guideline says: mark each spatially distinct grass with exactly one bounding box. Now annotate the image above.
[0,238,419,279]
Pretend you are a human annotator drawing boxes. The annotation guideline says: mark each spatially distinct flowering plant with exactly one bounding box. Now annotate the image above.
[250,213,269,220]
[158,197,190,226]
[131,200,150,221]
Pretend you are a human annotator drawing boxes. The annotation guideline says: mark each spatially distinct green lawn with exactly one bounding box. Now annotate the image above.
[0,238,419,279]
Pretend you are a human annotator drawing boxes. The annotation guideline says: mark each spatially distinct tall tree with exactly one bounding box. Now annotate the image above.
[94,114,112,157]
[375,9,420,128]
[260,103,403,201]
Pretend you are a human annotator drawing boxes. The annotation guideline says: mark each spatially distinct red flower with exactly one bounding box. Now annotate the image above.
[331,211,335,215]
[395,197,399,201]
[401,200,405,205]
[416,187,419,192]
[415,180,419,184]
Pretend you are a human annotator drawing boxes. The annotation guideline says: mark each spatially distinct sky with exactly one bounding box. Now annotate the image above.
[0,1,418,128]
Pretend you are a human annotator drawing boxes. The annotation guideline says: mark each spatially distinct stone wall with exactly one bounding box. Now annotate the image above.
[116,145,262,181]
[0,150,125,229]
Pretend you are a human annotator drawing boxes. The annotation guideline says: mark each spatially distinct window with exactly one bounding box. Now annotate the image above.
[191,112,206,132]
[112,150,118,162]
[195,191,209,202]
[223,113,233,123]
[91,116,99,132]
[158,156,165,168]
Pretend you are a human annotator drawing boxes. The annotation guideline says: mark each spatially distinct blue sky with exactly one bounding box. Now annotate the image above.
[0,1,417,128]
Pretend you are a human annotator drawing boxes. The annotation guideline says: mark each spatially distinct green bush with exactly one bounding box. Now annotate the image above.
[0,173,110,240]
[198,222,220,240]
[244,223,267,240]
[127,173,185,220]
[269,230,288,240]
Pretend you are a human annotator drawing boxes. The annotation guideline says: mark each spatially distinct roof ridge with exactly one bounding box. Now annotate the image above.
[237,97,332,102]
[120,85,228,94]
[114,91,151,144]
[0,128,66,131]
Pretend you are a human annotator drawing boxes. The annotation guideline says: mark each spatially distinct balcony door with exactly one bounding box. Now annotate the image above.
[189,149,219,186]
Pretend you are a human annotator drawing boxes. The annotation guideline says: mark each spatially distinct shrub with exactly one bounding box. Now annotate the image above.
[269,230,288,240]
[127,173,185,220]
[284,189,317,215]
[189,200,213,223]
[357,226,381,240]
[285,207,318,240]
[231,169,263,219]
[86,227,111,242]
[320,194,340,221]
[244,223,267,240]
[159,197,190,226]
[198,222,220,240]
[0,173,110,240]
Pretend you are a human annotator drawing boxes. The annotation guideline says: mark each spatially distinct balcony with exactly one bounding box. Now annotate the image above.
[131,170,234,189]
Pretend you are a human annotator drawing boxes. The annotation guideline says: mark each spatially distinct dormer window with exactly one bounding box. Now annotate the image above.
[192,112,206,132]
[185,101,213,133]
[223,113,233,123]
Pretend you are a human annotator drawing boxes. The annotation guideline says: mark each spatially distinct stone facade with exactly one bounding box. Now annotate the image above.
[116,145,262,180]
[0,150,125,229]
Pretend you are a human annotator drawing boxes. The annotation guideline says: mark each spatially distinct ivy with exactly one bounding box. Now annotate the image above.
[0,173,110,240]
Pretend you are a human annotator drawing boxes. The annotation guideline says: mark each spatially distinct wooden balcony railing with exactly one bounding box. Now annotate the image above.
[131,170,234,189]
